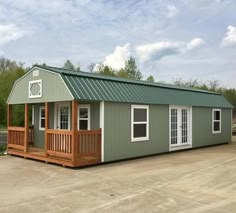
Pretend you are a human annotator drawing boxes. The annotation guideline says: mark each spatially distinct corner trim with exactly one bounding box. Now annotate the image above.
[100,101,105,162]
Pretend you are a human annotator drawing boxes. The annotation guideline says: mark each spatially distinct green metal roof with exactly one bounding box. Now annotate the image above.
[35,65,233,108]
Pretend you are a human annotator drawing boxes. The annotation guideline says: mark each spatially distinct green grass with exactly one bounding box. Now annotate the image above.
[0,144,7,155]
[0,124,6,131]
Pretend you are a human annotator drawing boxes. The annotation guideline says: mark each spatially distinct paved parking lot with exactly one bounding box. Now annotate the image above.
[1,138,236,213]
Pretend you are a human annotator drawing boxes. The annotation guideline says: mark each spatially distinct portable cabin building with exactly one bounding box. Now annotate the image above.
[7,65,233,167]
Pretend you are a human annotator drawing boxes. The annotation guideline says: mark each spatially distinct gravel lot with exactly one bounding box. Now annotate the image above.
[0,137,236,212]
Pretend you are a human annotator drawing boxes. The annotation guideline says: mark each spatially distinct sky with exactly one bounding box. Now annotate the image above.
[0,0,236,88]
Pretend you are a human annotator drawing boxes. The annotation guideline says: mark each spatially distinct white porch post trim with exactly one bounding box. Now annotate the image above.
[100,101,105,162]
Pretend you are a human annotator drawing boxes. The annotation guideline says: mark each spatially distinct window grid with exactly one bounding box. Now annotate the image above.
[60,107,69,130]
[213,109,221,133]
[181,109,188,144]
[79,106,90,130]
[39,106,45,130]
[171,109,178,145]
[131,105,149,142]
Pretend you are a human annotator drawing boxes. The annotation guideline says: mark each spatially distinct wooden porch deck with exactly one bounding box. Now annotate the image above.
[7,101,102,168]
[8,147,101,167]
[7,128,102,167]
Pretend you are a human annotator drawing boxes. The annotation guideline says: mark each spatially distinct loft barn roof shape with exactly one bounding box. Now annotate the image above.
[8,65,232,108]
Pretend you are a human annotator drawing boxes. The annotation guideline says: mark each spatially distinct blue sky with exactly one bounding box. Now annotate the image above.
[0,0,236,87]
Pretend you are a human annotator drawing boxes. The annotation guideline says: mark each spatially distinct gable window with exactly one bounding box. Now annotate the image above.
[78,105,90,130]
[39,106,45,130]
[29,80,42,99]
[131,105,149,142]
[212,109,221,134]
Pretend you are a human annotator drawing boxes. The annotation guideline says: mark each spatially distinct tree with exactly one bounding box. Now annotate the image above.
[0,58,25,127]
[87,63,96,72]
[146,75,155,82]
[76,63,81,71]
[117,68,129,78]
[63,60,75,70]
[124,57,142,80]
[96,64,116,76]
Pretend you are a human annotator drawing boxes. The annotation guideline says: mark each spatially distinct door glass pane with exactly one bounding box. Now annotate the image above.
[181,109,188,144]
[79,120,88,130]
[80,108,88,119]
[133,124,146,138]
[134,109,147,122]
[60,106,69,130]
[171,109,178,145]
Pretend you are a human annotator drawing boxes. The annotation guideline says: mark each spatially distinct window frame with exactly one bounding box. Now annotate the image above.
[78,104,91,130]
[54,102,71,130]
[212,108,221,134]
[39,106,45,131]
[131,105,149,142]
[29,79,42,99]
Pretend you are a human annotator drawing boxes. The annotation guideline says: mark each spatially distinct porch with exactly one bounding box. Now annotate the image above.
[7,101,102,167]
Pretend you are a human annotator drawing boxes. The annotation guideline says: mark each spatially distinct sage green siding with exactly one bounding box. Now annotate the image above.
[104,102,169,162]
[32,101,99,148]
[192,107,231,148]
[33,103,54,148]
[33,104,45,148]
[8,68,73,104]
[104,103,232,162]
[90,102,100,130]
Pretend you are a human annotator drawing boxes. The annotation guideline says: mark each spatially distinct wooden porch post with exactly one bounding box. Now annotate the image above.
[24,104,29,152]
[44,102,49,157]
[7,104,12,149]
[72,100,78,163]
[7,105,12,128]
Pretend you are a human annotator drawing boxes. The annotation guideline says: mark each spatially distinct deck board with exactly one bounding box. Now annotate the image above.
[7,147,101,167]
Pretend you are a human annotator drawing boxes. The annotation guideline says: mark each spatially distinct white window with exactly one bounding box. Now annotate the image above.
[212,109,221,134]
[78,105,90,130]
[29,80,42,99]
[55,102,71,130]
[39,106,45,130]
[131,105,149,142]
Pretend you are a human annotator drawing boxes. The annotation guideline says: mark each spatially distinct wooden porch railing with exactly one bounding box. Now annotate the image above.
[45,128,101,162]
[8,126,35,150]
[8,127,25,150]
[78,129,101,159]
[46,129,73,159]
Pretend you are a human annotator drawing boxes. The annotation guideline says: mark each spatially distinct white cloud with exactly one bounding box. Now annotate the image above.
[222,25,236,47]
[0,50,4,56]
[166,4,179,18]
[136,41,182,62]
[184,37,205,51]
[0,24,24,46]
[103,43,131,70]
[136,37,205,62]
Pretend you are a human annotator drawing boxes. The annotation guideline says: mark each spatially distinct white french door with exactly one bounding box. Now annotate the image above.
[170,106,192,148]
[55,103,70,130]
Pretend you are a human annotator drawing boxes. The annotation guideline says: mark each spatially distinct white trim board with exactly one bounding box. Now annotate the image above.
[100,101,105,162]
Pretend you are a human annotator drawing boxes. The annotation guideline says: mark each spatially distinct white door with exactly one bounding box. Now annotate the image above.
[170,106,191,147]
[55,103,70,130]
